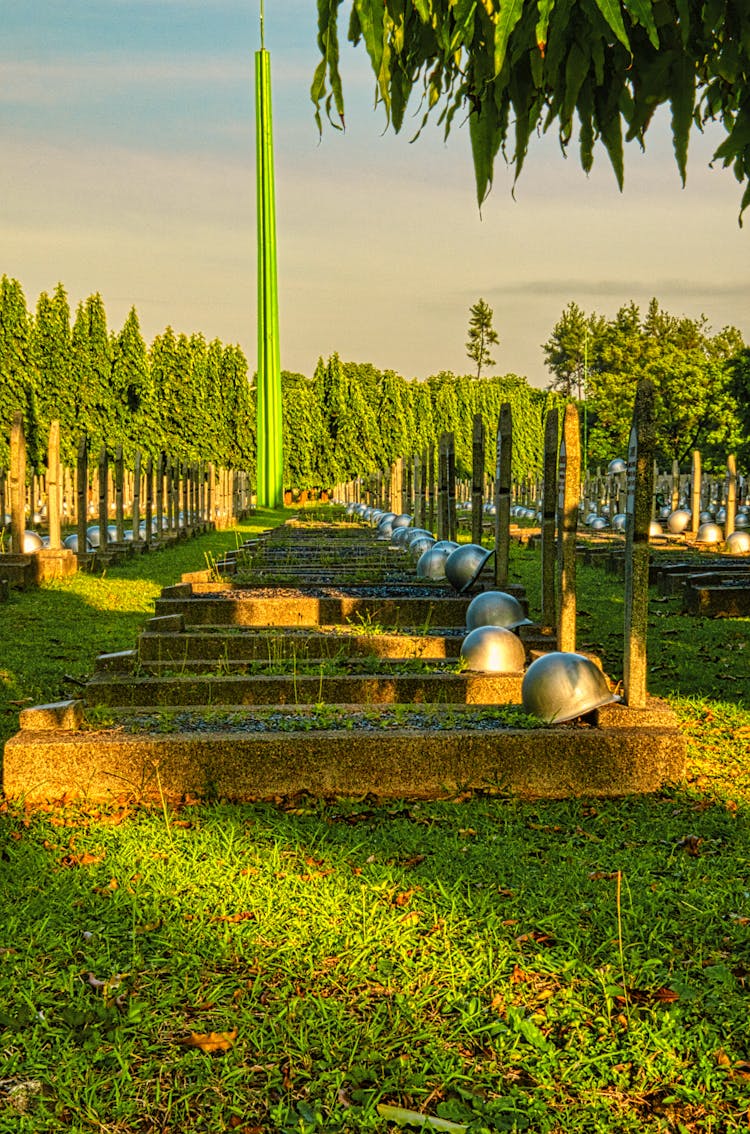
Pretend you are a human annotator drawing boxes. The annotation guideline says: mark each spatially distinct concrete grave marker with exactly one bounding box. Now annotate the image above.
[623,379,655,708]
[471,414,485,546]
[541,407,559,628]
[494,403,512,588]
[9,411,26,554]
[556,402,580,653]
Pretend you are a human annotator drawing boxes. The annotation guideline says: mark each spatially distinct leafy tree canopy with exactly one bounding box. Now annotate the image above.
[313,1,750,219]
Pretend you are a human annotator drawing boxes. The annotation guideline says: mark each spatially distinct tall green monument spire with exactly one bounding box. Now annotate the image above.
[255,0,283,508]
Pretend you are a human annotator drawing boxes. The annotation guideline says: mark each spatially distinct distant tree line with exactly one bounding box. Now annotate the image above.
[542,299,748,470]
[1,277,549,490]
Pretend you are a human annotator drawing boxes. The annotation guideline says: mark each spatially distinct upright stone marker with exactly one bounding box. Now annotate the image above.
[47,420,61,549]
[9,412,26,554]
[541,407,559,629]
[726,454,737,538]
[98,448,109,551]
[494,403,512,587]
[132,451,142,545]
[76,436,88,555]
[690,450,701,534]
[671,459,680,512]
[437,435,449,540]
[115,446,125,542]
[623,380,655,708]
[557,403,580,653]
[471,414,485,546]
[446,433,457,542]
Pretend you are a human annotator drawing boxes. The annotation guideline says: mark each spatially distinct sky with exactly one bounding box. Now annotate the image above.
[2,2,748,390]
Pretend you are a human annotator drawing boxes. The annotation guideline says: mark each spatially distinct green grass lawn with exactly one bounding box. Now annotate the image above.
[1,516,750,1133]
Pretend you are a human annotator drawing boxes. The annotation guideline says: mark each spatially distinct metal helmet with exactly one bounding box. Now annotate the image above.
[522,651,620,724]
[392,513,412,529]
[415,544,451,580]
[86,525,102,548]
[465,590,531,631]
[667,509,691,534]
[611,513,628,532]
[715,507,727,523]
[585,512,599,526]
[590,517,609,531]
[696,522,723,544]
[416,545,453,580]
[409,535,436,560]
[608,458,627,475]
[699,511,715,524]
[649,520,664,537]
[725,530,750,553]
[735,513,750,529]
[390,526,412,549]
[431,540,459,553]
[460,625,527,673]
[404,528,434,546]
[444,544,495,593]
[21,530,43,553]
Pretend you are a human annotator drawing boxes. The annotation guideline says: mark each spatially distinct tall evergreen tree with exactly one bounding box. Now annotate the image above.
[465,298,499,380]
[0,275,36,466]
[31,284,75,462]
[111,307,151,458]
[71,294,113,451]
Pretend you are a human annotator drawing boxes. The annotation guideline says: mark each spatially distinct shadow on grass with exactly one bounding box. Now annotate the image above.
[1,790,749,1131]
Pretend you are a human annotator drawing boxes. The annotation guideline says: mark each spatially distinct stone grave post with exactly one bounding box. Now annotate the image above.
[182,463,190,531]
[471,414,485,546]
[726,454,737,538]
[165,461,174,531]
[671,460,680,512]
[76,437,88,554]
[557,402,580,653]
[132,451,142,545]
[145,456,153,543]
[690,450,701,533]
[156,454,165,535]
[47,420,62,549]
[9,412,26,553]
[0,470,5,531]
[403,456,412,516]
[623,379,656,708]
[98,447,109,550]
[446,433,457,542]
[413,453,423,528]
[494,403,512,588]
[437,435,449,540]
[651,460,659,521]
[207,462,215,530]
[426,447,436,533]
[115,446,125,542]
[541,407,559,628]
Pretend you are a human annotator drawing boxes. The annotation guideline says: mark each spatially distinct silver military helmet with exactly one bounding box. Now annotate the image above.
[725,530,750,553]
[465,590,532,631]
[404,528,434,546]
[431,540,458,553]
[667,509,691,534]
[416,544,454,579]
[444,544,495,593]
[409,535,436,560]
[699,511,715,524]
[390,526,412,549]
[86,525,102,548]
[585,512,599,526]
[607,458,627,474]
[369,509,385,526]
[21,530,43,552]
[522,651,620,724]
[611,513,628,532]
[696,522,723,544]
[649,520,664,537]
[392,513,412,529]
[715,507,727,523]
[590,517,609,531]
[735,512,750,529]
[460,625,527,673]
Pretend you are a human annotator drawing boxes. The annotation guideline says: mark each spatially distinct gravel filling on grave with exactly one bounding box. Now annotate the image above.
[96,705,564,734]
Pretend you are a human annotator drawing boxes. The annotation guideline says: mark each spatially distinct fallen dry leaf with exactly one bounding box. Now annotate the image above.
[180,1028,238,1054]
[675,834,703,856]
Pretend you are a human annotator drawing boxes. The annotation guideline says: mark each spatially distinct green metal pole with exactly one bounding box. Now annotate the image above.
[255,25,283,508]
